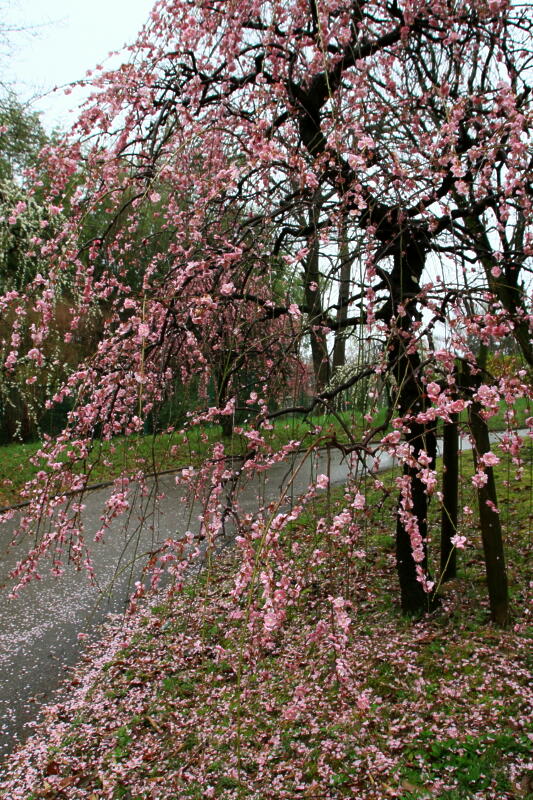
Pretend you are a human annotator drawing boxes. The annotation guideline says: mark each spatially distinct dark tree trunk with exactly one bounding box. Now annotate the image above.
[467,385,509,627]
[332,215,353,373]
[219,412,234,438]
[303,225,330,393]
[214,357,238,439]
[440,414,459,582]
[392,366,437,615]
[386,237,437,615]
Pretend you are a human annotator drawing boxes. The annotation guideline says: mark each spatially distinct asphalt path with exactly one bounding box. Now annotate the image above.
[0,429,524,766]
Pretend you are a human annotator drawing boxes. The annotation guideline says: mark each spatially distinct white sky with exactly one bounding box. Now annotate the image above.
[2,0,154,131]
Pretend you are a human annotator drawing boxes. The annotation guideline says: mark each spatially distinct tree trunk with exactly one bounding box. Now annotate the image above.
[303,224,330,393]
[219,412,234,438]
[440,414,459,582]
[332,215,353,373]
[467,389,509,627]
[392,365,437,615]
[386,236,437,615]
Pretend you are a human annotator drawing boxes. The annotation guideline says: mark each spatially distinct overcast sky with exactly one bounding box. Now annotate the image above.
[2,0,154,131]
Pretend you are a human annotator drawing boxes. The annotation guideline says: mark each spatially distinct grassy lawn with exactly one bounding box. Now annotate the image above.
[0,397,529,509]
[0,406,387,508]
[1,454,531,799]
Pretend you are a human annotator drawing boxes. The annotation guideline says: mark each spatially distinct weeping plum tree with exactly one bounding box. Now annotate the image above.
[1,0,531,625]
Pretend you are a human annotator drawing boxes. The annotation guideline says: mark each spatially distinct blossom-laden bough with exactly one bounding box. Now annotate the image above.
[0,0,532,637]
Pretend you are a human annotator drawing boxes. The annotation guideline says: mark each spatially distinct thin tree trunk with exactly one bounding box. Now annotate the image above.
[332,215,352,373]
[219,413,234,438]
[440,413,459,582]
[468,390,509,627]
[304,224,330,393]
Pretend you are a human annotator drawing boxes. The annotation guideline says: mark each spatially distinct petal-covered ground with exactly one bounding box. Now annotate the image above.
[1,469,532,800]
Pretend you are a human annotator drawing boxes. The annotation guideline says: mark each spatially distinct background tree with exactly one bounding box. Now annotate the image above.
[0,92,48,181]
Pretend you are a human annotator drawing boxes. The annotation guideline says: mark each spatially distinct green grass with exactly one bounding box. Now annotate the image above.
[0,439,41,506]
[0,406,386,507]
[399,731,532,798]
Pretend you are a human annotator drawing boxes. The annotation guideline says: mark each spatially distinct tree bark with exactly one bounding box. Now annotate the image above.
[387,236,437,615]
[303,220,330,393]
[467,390,509,627]
[440,414,459,582]
[332,215,353,373]
[392,355,437,615]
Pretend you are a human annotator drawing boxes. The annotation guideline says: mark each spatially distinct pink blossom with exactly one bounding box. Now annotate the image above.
[426,381,441,401]
[352,493,365,510]
[316,474,329,489]
[27,348,44,366]
[479,451,500,467]
[471,471,489,488]
[451,534,467,549]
